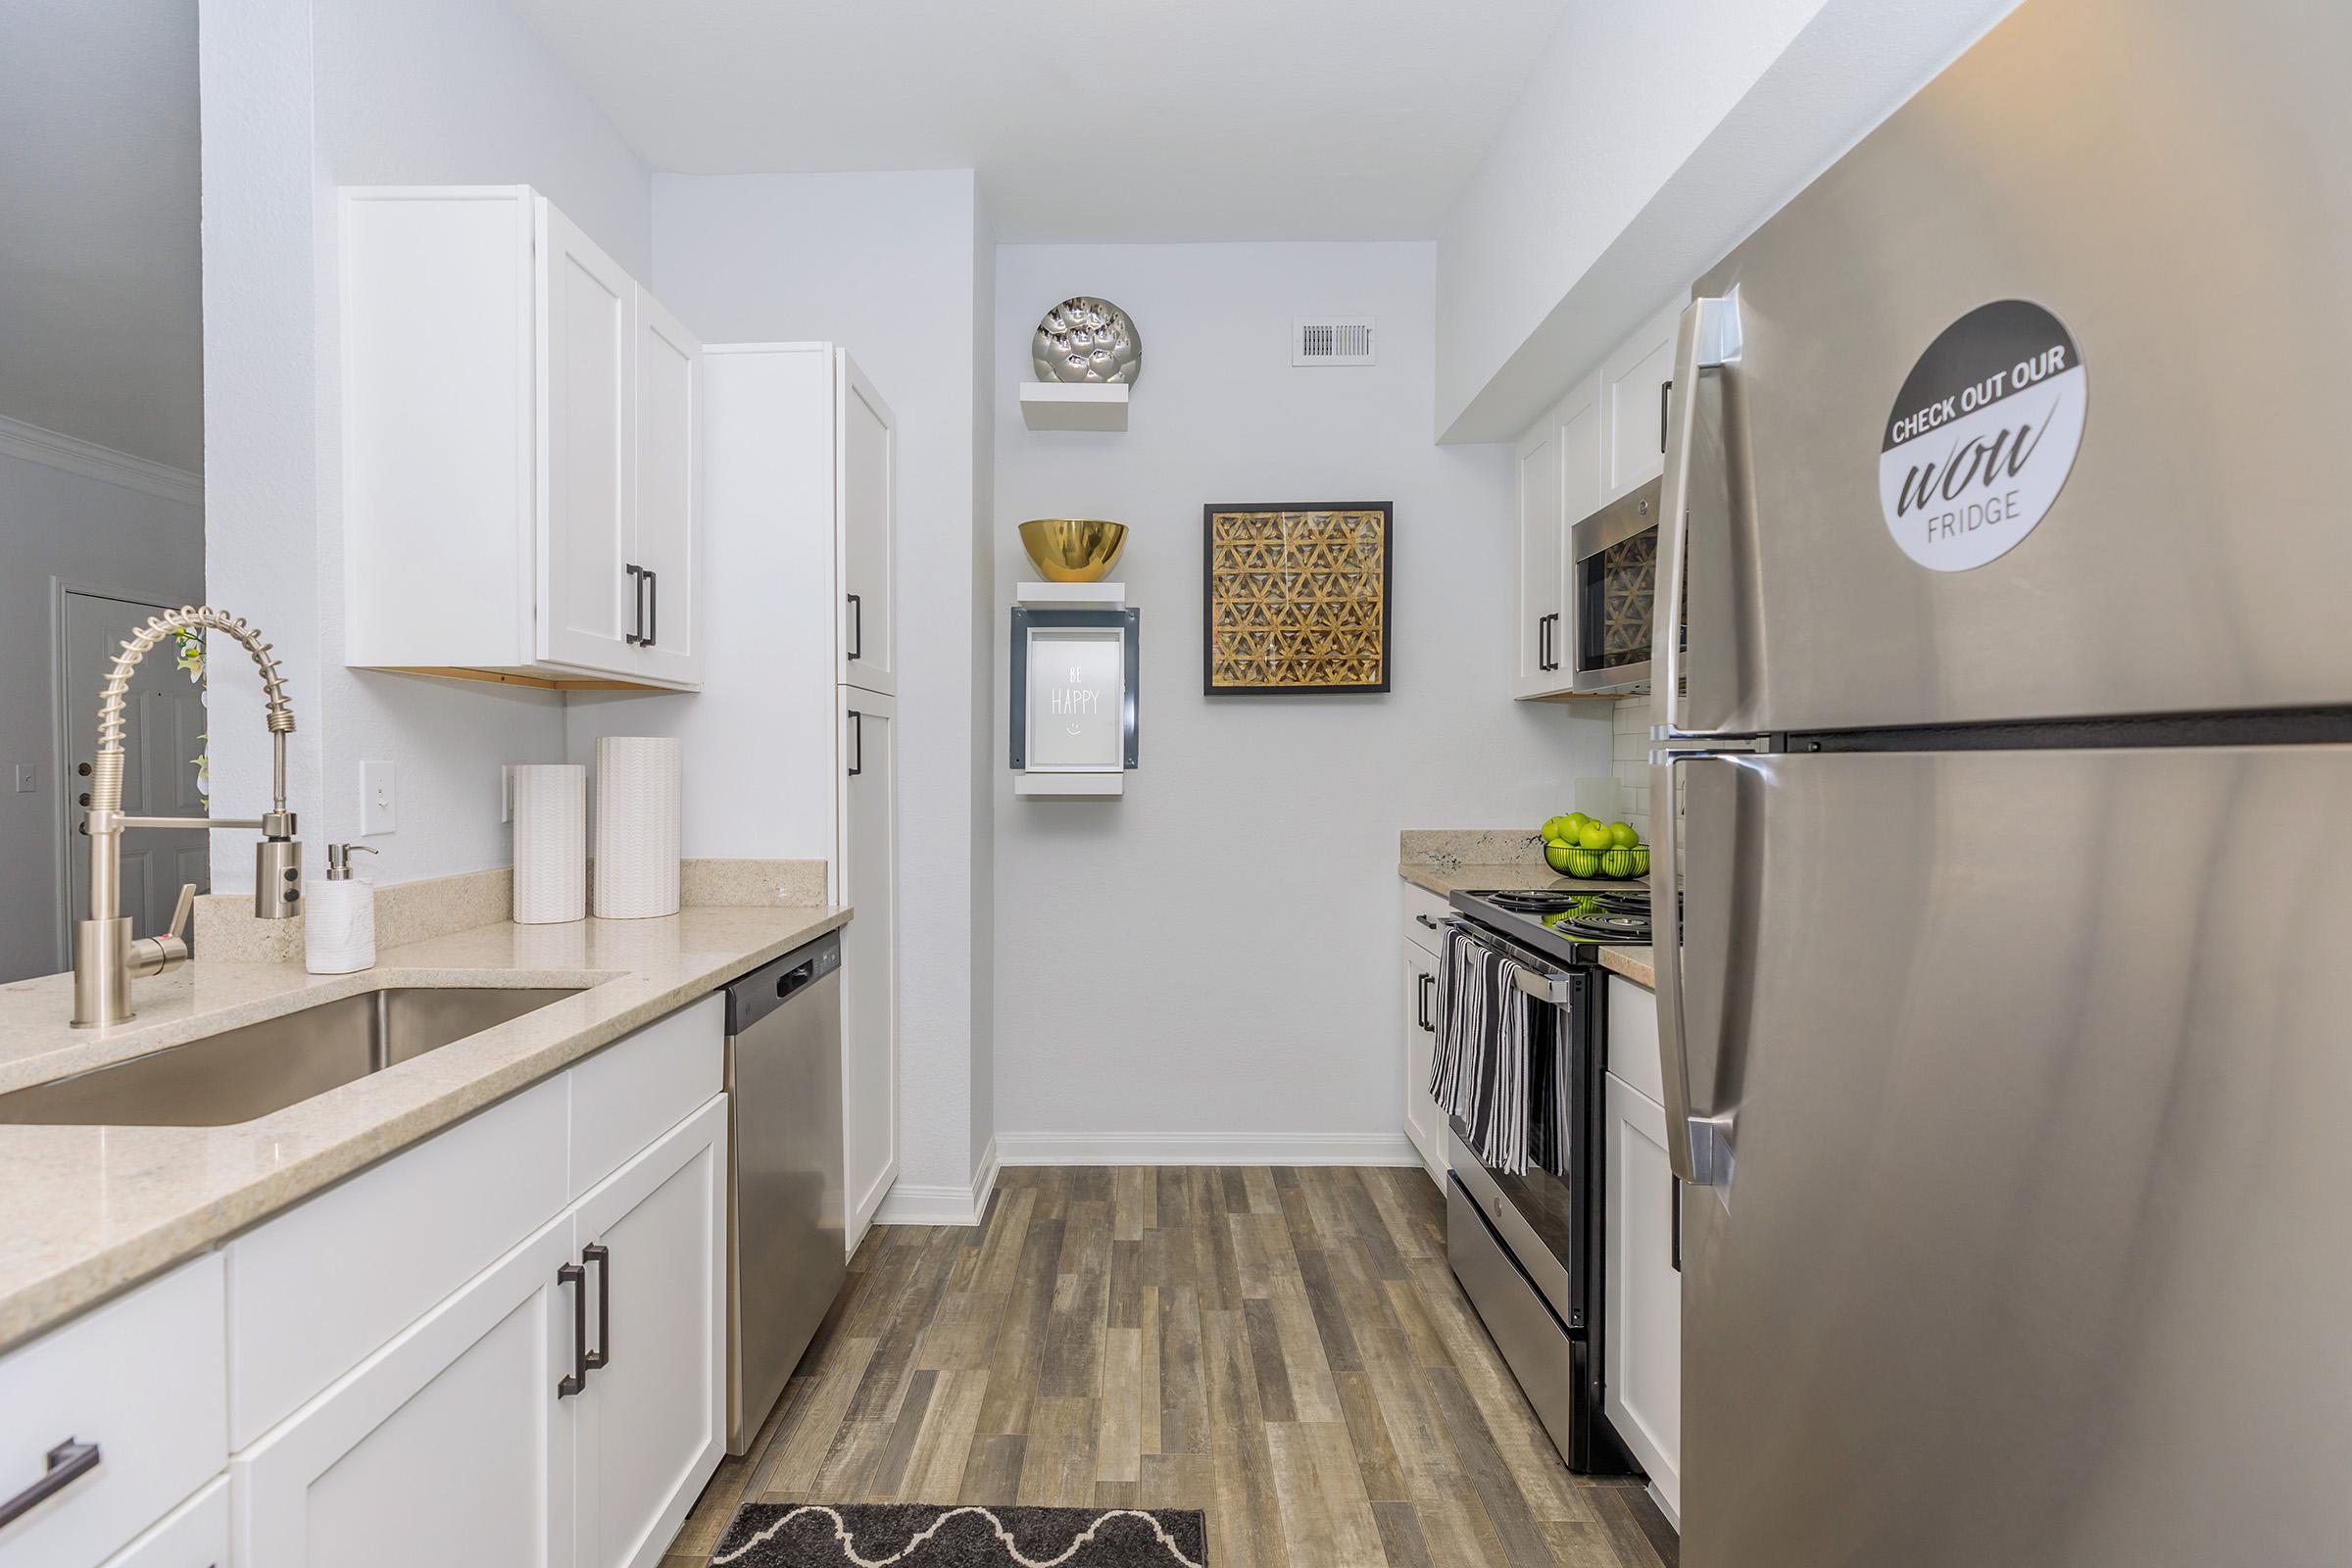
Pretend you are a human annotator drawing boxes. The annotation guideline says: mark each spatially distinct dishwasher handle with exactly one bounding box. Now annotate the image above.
[726,930,843,1036]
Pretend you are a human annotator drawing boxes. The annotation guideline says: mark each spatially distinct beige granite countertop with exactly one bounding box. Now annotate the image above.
[1398,846,1655,989]
[0,904,848,1352]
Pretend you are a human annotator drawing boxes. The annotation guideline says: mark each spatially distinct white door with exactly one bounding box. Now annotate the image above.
[1601,300,1682,503]
[838,688,898,1246]
[630,287,702,689]
[536,198,638,676]
[1604,1070,1681,1522]
[574,1095,725,1568]
[1513,420,1562,697]
[1400,940,1444,1182]
[837,353,896,696]
[233,1215,580,1568]
[59,592,208,968]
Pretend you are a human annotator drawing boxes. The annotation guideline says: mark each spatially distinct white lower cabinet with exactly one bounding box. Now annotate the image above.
[1604,1067,1682,1524]
[840,688,899,1247]
[232,1216,582,1568]
[1400,939,1444,1181]
[234,1095,726,1568]
[574,1097,726,1568]
[1398,884,1450,1184]
[0,1254,224,1568]
[100,1476,226,1568]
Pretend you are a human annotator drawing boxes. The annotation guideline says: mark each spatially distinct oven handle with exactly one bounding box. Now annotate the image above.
[1441,918,1575,1005]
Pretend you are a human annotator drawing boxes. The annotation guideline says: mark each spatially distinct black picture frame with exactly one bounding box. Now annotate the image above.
[1201,502,1394,695]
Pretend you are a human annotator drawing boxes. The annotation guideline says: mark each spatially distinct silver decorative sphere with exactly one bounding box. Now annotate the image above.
[1032,296,1142,386]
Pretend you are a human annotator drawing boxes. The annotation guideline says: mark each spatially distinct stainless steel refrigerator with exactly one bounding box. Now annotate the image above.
[1650,0,2352,1562]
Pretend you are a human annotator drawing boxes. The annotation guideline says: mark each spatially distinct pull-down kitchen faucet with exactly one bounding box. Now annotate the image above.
[73,606,302,1028]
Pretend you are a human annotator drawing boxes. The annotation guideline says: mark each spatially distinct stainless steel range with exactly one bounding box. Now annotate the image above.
[1438,885,1657,1478]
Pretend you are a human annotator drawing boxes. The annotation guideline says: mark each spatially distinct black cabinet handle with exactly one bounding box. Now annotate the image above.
[847,710,863,777]
[1536,613,1549,673]
[643,570,658,650]
[0,1438,101,1531]
[558,1261,587,1397]
[1660,379,1673,454]
[1414,913,1441,931]
[624,564,646,646]
[1416,972,1438,1032]
[846,593,862,662]
[583,1244,611,1371]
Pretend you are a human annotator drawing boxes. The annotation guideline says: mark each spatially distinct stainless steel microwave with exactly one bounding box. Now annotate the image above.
[1569,476,1666,694]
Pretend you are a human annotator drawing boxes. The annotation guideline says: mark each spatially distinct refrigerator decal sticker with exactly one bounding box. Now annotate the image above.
[1878,300,2086,571]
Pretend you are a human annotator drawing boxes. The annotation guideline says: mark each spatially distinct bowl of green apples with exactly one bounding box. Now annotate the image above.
[1540,813,1647,880]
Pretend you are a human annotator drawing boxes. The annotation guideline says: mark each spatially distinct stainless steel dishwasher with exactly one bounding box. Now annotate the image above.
[723,929,846,1453]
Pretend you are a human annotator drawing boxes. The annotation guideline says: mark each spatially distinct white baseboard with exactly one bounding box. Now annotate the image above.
[871,1137,1001,1227]
[849,1156,899,1250]
[995,1131,1423,1167]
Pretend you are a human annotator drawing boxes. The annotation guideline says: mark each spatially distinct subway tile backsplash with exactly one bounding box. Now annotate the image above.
[1612,697,1651,842]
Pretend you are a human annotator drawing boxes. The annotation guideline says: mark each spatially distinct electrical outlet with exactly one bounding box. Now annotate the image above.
[500,764,515,823]
[361,760,397,834]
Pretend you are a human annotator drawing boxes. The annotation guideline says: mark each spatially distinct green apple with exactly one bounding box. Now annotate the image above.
[1608,821,1640,849]
[1565,848,1603,878]
[1541,815,1576,844]
[1544,842,1577,874]
[1578,822,1614,851]
[1600,847,1636,878]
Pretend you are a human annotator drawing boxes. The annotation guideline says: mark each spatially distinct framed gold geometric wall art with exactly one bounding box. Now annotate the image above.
[1202,503,1393,694]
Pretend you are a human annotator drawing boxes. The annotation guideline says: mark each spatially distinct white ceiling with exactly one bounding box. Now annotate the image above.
[0,1,203,474]
[509,0,1572,242]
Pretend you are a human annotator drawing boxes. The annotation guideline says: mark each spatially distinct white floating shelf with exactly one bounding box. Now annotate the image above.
[1016,580,1126,610]
[1015,773,1125,799]
[1020,382,1129,431]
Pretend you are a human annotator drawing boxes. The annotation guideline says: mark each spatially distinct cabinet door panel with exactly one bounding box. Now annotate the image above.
[537,199,637,675]
[99,1475,226,1568]
[1603,301,1682,503]
[576,1097,726,1568]
[1604,1072,1682,1521]
[233,1216,578,1568]
[631,287,702,688]
[839,690,898,1246]
[1401,941,1444,1183]
[838,355,896,696]
[1515,423,1562,693]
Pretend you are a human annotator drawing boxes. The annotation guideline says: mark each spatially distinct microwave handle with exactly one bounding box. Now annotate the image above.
[1654,293,1740,739]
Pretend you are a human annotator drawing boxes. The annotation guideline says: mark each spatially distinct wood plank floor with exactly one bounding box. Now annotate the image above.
[661,1165,1677,1567]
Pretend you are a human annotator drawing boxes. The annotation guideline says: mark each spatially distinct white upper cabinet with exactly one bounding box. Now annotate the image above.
[630,287,705,688]
[1600,298,1683,505]
[341,186,703,692]
[537,201,638,676]
[837,356,896,696]
[1513,372,1600,701]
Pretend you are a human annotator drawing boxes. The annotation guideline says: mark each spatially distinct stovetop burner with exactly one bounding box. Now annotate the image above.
[1449,885,1667,959]
[1484,890,1583,914]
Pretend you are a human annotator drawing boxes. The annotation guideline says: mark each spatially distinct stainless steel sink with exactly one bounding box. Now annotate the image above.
[0,986,586,1127]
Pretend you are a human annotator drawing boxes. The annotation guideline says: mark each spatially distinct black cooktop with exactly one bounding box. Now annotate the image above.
[1447,886,1661,966]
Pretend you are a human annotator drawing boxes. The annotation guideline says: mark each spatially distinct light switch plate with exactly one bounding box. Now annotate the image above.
[361,760,397,834]
[11,764,32,795]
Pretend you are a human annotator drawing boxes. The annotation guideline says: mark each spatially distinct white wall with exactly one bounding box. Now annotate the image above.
[1438,0,2026,442]
[991,241,1614,1158]
[642,171,993,1200]
[200,0,654,891]
[0,448,205,981]
[0,0,205,473]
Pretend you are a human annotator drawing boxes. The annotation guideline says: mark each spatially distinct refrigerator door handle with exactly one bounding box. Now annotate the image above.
[1651,745,1743,1187]
[1653,292,1742,742]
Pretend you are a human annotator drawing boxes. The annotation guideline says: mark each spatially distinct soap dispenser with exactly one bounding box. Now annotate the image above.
[305,842,379,974]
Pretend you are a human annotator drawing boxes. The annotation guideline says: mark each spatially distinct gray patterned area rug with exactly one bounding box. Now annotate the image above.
[710,1504,1207,1567]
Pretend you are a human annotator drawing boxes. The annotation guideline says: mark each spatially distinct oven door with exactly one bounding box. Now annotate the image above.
[1444,959,1595,1336]
[1571,478,1664,694]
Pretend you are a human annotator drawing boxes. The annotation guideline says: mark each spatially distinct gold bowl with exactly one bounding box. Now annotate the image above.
[1018,518,1129,583]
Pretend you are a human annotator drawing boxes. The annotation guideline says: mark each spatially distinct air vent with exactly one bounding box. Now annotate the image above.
[1293,317,1376,367]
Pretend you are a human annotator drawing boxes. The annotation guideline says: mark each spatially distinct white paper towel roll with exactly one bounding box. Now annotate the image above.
[593,736,681,919]
[304,878,376,974]
[513,763,587,924]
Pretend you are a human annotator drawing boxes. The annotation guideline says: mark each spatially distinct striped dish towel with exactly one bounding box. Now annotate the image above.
[1431,926,1534,1174]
